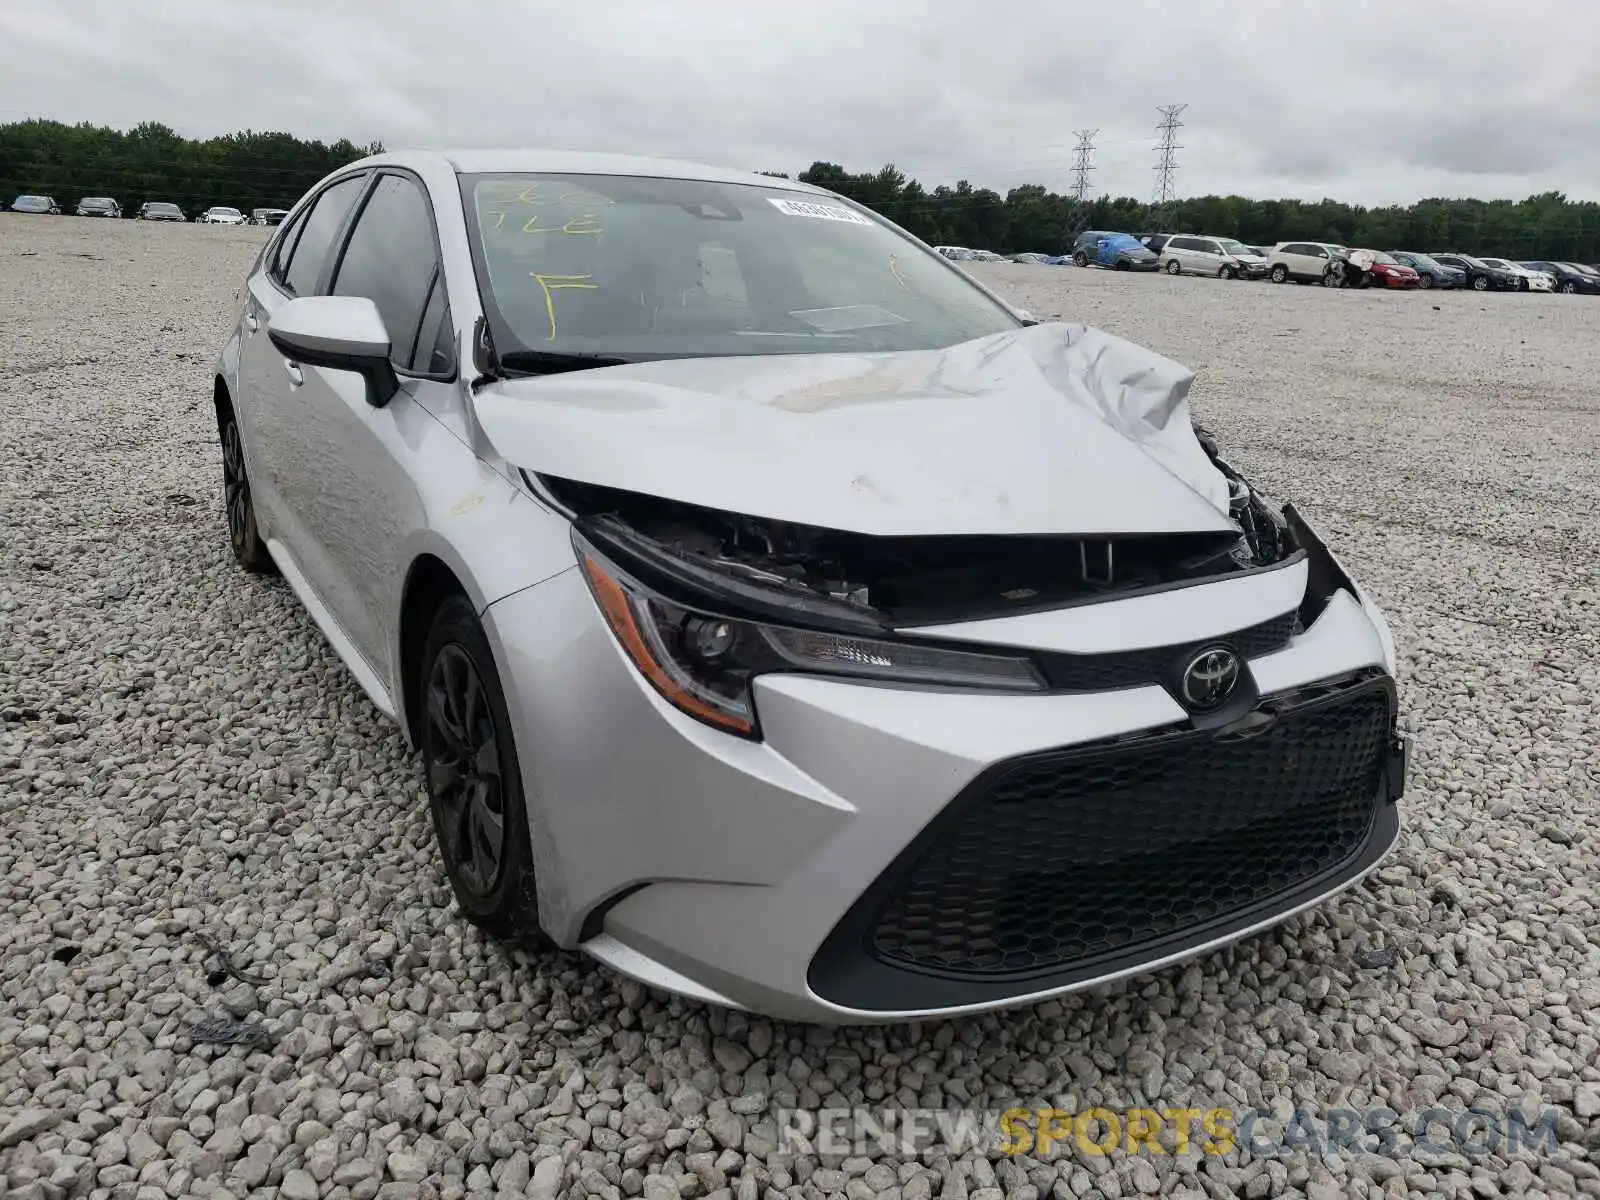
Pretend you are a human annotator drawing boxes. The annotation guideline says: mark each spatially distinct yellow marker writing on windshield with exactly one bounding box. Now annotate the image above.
[523,212,604,236]
[887,253,909,291]
[528,272,598,341]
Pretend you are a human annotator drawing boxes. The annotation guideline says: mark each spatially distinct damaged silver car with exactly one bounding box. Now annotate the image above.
[212,151,1409,1022]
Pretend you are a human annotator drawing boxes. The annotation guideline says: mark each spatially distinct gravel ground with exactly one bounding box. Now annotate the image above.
[2,217,1598,1200]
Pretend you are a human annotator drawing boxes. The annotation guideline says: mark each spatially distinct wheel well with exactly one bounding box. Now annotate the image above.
[399,556,470,742]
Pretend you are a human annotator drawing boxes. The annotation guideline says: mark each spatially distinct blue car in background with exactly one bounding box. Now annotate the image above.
[1071,230,1160,271]
[1387,251,1466,289]
[1521,261,1600,295]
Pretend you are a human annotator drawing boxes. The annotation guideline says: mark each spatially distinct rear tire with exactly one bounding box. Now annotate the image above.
[421,596,546,947]
[1472,275,1490,291]
[219,410,273,573]
[1270,264,1289,283]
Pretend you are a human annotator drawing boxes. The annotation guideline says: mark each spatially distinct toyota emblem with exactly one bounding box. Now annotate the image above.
[1181,647,1241,710]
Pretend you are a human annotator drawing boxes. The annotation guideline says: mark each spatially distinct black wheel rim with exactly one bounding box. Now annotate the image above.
[222,422,249,551]
[425,644,505,897]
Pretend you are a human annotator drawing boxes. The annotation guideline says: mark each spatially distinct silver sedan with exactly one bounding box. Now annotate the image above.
[214,151,1408,1022]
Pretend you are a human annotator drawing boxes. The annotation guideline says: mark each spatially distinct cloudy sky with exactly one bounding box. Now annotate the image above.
[3,0,1597,207]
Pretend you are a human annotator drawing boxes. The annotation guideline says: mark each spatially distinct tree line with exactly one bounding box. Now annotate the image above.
[0,119,383,214]
[792,163,1600,263]
[5,119,1597,262]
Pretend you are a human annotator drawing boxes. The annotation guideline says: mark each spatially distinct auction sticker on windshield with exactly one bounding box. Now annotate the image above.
[767,197,874,225]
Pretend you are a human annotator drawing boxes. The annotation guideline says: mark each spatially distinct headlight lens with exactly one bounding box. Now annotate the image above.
[576,539,1045,738]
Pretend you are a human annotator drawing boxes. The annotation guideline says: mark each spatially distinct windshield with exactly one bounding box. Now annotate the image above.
[212,207,241,217]
[463,173,1019,360]
[148,203,180,213]
[1567,263,1600,276]
[1101,234,1142,252]
[82,197,113,207]
[1365,251,1398,265]
[15,195,46,205]
[1218,240,1253,256]
[1479,258,1510,269]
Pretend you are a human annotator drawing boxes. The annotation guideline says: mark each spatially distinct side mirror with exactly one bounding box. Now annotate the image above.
[267,296,399,408]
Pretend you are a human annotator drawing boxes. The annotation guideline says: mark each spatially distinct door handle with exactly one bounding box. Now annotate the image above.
[244,312,258,333]
[284,360,303,387]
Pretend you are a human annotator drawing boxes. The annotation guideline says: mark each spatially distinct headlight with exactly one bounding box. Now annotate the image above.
[575,536,1045,738]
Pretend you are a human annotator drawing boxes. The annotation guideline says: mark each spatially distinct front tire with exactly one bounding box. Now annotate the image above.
[1166,259,1182,275]
[220,411,273,573]
[1560,281,1577,294]
[1270,264,1289,283]
[421,597,545,945]
[1073,251,1089,267]
[1472,275,1490,291]
[1220,265,1237,279]
[1417,274,1432,289]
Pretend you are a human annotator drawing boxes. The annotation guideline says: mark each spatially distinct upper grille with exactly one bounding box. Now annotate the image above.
[866,673,1391,979]
[1036,608,1299,693]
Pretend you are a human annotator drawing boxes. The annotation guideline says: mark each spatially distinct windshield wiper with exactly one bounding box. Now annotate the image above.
[495,349,633,377]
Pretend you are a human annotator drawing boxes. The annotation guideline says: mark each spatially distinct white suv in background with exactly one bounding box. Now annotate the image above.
[1267,242,1348,285]
[1159,236,1269,280]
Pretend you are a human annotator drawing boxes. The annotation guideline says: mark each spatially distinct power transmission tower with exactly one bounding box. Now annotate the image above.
[1152,103,1187,219]
[1070,129,1098,204]
[1066,128,1098,239]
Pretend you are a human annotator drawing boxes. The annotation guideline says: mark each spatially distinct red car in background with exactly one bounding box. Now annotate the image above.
[1345,249,1421,289]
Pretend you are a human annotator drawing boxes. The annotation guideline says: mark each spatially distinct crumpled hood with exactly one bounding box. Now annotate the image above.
[472,322,1237,537]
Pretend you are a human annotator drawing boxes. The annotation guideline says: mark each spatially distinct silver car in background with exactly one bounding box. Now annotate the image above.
[1159,235,1270,279]
[213,151,1408,1022]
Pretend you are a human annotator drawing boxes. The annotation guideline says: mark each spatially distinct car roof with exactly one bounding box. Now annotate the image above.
[346,149,835,196]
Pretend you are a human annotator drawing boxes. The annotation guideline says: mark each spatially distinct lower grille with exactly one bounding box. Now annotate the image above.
[863,673,1393,980]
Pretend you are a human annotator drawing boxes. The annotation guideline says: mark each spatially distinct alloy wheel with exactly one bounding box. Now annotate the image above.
[425,644,507,897]
[221,421,250,552]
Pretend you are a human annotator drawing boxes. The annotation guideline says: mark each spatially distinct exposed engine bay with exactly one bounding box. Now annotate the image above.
[540,425,1296,628]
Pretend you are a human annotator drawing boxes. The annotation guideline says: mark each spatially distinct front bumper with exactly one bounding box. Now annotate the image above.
[486,548,1408,1022]
[1124,259,1162,272]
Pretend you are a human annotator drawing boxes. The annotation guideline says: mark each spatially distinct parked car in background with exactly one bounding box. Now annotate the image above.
[1476,258,1552,293]
[1266,242,1347,285]
[212,150,1407,1022]
[1387,251,1464,289]
[250,208,290,226]
[1159,235,1268,279]
[1137,232,1174,254]
[1246,245,1272,259]
[138,201,187,222]
[198,206,247,225]
[1009,252,1056,265]
[1072,231,1159,270]
[9,194,60,214]
[1521,262,1600,294]
[1428,254,1516,291]
[1331,250,1420,290]
[75,196,121,218]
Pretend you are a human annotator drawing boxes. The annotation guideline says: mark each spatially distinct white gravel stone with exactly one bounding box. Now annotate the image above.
[2,219,1599,1200]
